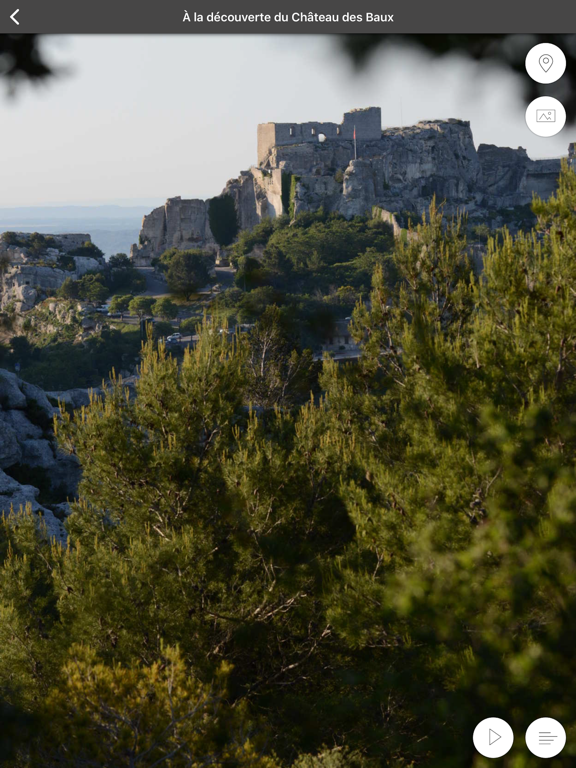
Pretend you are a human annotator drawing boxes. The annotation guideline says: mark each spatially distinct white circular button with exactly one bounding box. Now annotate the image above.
[525,43,566,84]
[525,718,566,758]
[473,717,514,759]
[525,96,566,137]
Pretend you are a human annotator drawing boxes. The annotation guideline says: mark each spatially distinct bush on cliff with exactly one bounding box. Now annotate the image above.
[67,240,104,260]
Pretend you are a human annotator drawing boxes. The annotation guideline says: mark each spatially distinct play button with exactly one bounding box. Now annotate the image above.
[473,717,514,758]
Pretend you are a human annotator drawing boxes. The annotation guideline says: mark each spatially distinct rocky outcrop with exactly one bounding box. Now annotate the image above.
[130,197,216,266]
[0,232,105,312]
[0,468,67,541]
[224,169,284,231]
[46,387,101,409]
[0,368,90,542]
[477,144,561,208]
[131,111,570,263]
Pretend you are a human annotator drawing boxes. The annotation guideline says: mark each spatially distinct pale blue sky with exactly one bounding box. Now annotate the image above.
[0,35,573,207]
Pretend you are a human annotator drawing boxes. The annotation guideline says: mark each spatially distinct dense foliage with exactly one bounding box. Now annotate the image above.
[106,252,146,294]
[165,250,212,300]
[208,193,240,247]
[57,256,144,304]
[66,240,104,260]
[4,326,141,390]
[1,232,58,253]
[221,210,395,347]
[2,167,576,766]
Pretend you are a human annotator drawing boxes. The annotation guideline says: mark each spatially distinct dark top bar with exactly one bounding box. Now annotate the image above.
[1,0,576,34]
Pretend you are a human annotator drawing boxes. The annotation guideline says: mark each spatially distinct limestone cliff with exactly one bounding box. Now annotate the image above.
[0,232,104,312]
[130,197,216,266]
[130,109,570,265]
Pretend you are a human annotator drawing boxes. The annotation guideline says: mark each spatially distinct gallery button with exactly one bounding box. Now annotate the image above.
[525,43,566,84]
[473,717,514,759]
[526,97,566,138]
[525,718,566,758]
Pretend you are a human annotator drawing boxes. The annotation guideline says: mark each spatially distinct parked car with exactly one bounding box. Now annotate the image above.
[166,333,182,343]
[107,311,122,318]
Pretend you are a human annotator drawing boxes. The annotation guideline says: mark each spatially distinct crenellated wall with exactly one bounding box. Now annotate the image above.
[257,107,382,166]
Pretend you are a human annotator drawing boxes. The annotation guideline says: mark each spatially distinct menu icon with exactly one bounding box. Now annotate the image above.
[525,718,566,758]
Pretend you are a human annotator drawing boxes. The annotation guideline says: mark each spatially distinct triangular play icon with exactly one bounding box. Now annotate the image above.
[489,729,501,745]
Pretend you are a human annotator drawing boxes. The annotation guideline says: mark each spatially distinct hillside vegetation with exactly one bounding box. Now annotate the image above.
[1,167,576,766]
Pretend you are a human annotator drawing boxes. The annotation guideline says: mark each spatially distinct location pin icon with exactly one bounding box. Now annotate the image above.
[539,54,553,72]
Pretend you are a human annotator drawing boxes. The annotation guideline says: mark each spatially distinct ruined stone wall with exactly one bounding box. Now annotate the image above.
[341,107,383,140]
[257,107,381,167]
[257,123,278,167]
[55,234,91,250]
[0,232,91,251]
[130,197,215,266]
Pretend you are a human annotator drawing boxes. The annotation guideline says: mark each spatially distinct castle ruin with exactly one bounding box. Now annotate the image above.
[131,108,574,266]
[257,107,382,166]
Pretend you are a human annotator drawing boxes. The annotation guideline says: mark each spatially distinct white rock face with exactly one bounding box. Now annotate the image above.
[0,368,89,542]
[20,379,55,417]
[0,369,28,409]
[47,387,101,409]
[130,197,216,266]
[0,417,22,468]
[3,409,43,439]
[0,233,105,312]
[21,438,56,468]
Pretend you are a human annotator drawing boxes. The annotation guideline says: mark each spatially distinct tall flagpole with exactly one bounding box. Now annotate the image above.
[354,125,357,160]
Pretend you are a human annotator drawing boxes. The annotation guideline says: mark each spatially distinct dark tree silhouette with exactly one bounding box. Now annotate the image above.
[341,34,576,123]
[3,33,575,123]
[0,35,53,89]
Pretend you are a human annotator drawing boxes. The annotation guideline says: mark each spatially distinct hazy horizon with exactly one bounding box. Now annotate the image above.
[1,34,574,208]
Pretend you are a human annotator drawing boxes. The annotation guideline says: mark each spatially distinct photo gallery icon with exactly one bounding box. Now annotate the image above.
[537,109,556,123]
[526,97,565,137]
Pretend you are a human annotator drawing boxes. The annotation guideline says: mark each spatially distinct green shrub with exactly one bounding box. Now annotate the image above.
[67,241,104,260]
[208,193,239,247]
[289,174,301,218]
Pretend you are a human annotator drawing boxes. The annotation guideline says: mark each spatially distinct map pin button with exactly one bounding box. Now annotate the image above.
[539,54,553,72]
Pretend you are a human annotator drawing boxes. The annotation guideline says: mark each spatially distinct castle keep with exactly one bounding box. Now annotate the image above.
[257,107,382,166]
